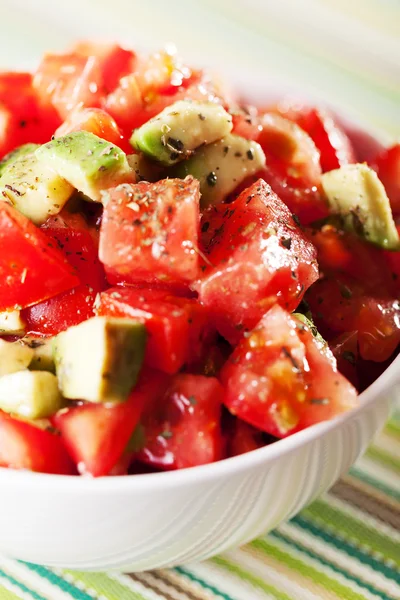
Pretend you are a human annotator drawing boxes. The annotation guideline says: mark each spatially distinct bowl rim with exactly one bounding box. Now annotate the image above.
[0,80,398,494]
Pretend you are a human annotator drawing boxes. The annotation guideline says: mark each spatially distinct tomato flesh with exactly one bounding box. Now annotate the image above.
[98,287,213,374]
[373,143,400,216]
[221,305,358,438]
[137,374,223,470]
[197,179,319,343]
[23,224,106,336]
[53,369,168,477]
[0,411,75,474]
[73,42,136,94]
[0,203,79,311]
[99,177,200,287]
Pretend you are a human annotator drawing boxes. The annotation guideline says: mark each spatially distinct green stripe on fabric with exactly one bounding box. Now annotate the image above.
[270,531,394,600]
[366,446,400,473]
[349,467,400,501]
[21,562,95,600]
[0,581,26,600]
[0,568,47,600]
[251,538,369,600]
[212,555,292,600]
[292,513,399,584]
[385,419,400,438]
[303,500,400,566]
[175,566,235,600]
[62,571,147,600]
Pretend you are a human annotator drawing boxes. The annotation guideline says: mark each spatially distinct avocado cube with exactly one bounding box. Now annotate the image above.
[0,370,63,419]
[54,316,146,403]
[0,339,34,377]
[174,133,266,207]
[321,163,399,250]
[130,100,233,166]
[0,152,74,225]
[36,131,135,202]
[0,143,40,177]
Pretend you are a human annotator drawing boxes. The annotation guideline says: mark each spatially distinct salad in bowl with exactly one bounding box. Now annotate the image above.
[0,40,399,483]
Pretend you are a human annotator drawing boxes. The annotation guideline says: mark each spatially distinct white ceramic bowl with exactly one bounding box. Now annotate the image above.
[0,82,398,572]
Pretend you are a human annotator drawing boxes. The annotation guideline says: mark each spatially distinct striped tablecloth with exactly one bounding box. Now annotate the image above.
[0,0,399,598]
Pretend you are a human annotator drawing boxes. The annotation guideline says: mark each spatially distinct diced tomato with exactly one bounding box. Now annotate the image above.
[228,419,268,457]
[137,374,223,470]
[307,275,400,362]
[296,108,355,172]
[53,369,168,477]
[197,179,319,344]
[0,411,75,474]
[0,72,60,157]
[308,225,397,295]
[330,331,359,388]
[55,106,131,153]
[231,106,262,141]
[99,177,200,287]
[22,224,106,336]
[97,287,213,374]
[221,305,358,438]
[33,53,105,119]
[0,203,79,312]
[373,144,400,215]
[73,42,136,93]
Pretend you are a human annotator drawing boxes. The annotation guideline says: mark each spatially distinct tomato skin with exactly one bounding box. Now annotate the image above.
[307,276,400,362]
[0,203,79,312]
[228,420,267,457]
[55,106,130,152]
[73,42,136,93]
[137,374,223,470]
[221,305,358,438]
[33,53,105,119]
[53,369,168,477]
[23,225,106,336]
[99,177,200,287]
[0,72,60,157]
[197,179,319,344]
[373,144,400,215]
[330,331,359,389]
[0,411,75,474]
[98,287,212,374]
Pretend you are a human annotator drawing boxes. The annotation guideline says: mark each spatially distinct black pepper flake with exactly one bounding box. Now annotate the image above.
[292,214,301,227]
[223,146,229,155]
[234,151,242,158]
[201,221,210,233]
[188,395,197,405]
[198,113,206,120]
[246,149,254,160]
[339,284,353,300]
[160,430,173,439]
[281,346,301,372]
[342,350,356,365]
[280,237,292,250]
[206,171,218,187]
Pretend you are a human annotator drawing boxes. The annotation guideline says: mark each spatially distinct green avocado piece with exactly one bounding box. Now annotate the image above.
[21,337,55,373]
[0,310,26,335]
[130,100,233,166]
[54,316,147,403]
[0,143,39,177]
[35,131,135,202]
[0,339,34,377]
[0,370,63,419]
[293,312,335,366]
[0,152,74,224]
[321,163,399,250]
[173,133,266,207]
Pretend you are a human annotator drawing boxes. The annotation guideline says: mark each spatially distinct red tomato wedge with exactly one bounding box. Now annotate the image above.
[98,287,212,374]
[0,72,60,157]
[137,374,223,470]
[228,420,268,457]
[53,370,168,477]
[0,412,75,474]
[33,53,105,119]
[197,179,319,344]
[0,203,79,312]
[373,143,400,216]
[55,106,130,153]
[221,305,358,438]
[330,331,359,388]
[99,177,200,287]
[73,42,136,94]
[307,275,400,362]
[23,225,106,336]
